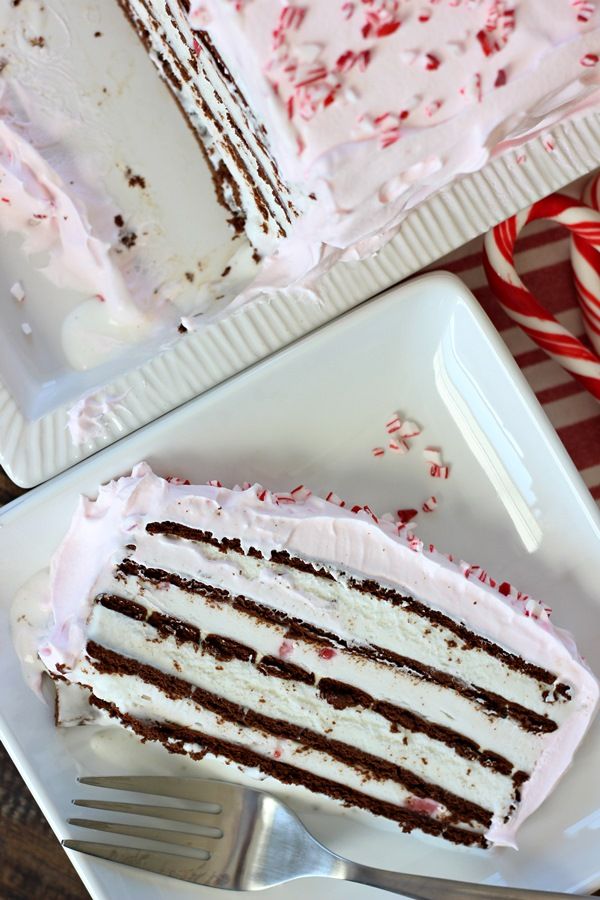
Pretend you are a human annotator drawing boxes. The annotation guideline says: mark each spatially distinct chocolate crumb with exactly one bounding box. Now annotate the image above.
[125,166,146,189]
[252,248,261,264]
[221,265,231,278]
[29,36,45,48]
[114,214,124,228]
[178,323,188,334]
[120,231,137,249]
[94,31,102,37]
[185,271,195,283]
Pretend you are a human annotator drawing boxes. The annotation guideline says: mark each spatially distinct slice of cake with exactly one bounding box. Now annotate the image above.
[30,463,597,848]
[116,2,600,285]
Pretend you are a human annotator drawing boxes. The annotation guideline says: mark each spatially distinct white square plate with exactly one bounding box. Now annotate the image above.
[1,273,599,899]
[2,3,600,488]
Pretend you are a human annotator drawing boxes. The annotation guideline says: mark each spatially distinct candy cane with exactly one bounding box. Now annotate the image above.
[483,193,600,402]
[570,171,600,356]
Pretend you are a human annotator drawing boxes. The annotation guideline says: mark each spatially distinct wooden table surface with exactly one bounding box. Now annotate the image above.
[0,463,598,900]
[0,469,88,899]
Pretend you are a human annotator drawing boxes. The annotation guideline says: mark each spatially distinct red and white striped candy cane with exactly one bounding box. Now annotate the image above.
[570,171,600,356]
[483,193,600,402]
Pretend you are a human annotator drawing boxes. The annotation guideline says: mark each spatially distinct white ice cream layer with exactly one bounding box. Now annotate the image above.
[110,571,545,773]
[71,660,487,836]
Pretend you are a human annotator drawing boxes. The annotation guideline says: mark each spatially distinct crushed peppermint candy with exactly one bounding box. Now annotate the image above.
[360,0,402,40]
[572,0,596,23]
[396,507,418,525]
[385,414,402,434]
[278,640,294,659]
[291,484,312,501]
[422,495,438,512]
[424,446,450,478]
[319,647,337,660]
[10,281,25,302]
[407,533,424,552]
[424,99,443,117]
[325,490,346,507]
[398,420,421,438]
[430,463,450,479]
[335,48,371,73]
[423,52,441,71]
[372,446,386,457]
[405,796,440,815]
[459,72,483,103]
[388,438,410,454]
[274,491,297,504]
[21,322,32,335]
[423,447,443,465]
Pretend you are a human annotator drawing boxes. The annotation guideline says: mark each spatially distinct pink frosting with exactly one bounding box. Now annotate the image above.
[0,117,132,310]
[36,462,598,847]
[197,0,600,285]
[0,103,172,371]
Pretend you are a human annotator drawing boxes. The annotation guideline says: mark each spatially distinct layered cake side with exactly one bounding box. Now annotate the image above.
[21,463,599,849]
[116,2,600,285]
[116,0,297,258]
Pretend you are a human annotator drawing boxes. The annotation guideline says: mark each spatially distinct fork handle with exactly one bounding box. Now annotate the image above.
[338,862,588,898]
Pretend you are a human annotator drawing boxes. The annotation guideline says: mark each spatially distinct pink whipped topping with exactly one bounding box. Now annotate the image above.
[66,389,130,447]
[0,99,172,371]
[197,0,600,285]
[0,117,132,310]
[34,462,598,847]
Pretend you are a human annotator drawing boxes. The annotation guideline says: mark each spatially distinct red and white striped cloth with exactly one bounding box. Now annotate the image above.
[431,176,600,505]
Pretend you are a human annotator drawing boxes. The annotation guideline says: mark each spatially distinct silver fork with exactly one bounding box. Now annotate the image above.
[64,776,587,898]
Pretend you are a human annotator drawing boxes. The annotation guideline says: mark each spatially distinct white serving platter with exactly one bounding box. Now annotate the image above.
[1,1,600,487]
[1,273,600,899]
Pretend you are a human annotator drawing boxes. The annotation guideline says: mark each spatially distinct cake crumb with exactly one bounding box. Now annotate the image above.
[184,271,195,282]
[28,35,45,48]
[120,230,137,249]
[125,166,146,189]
